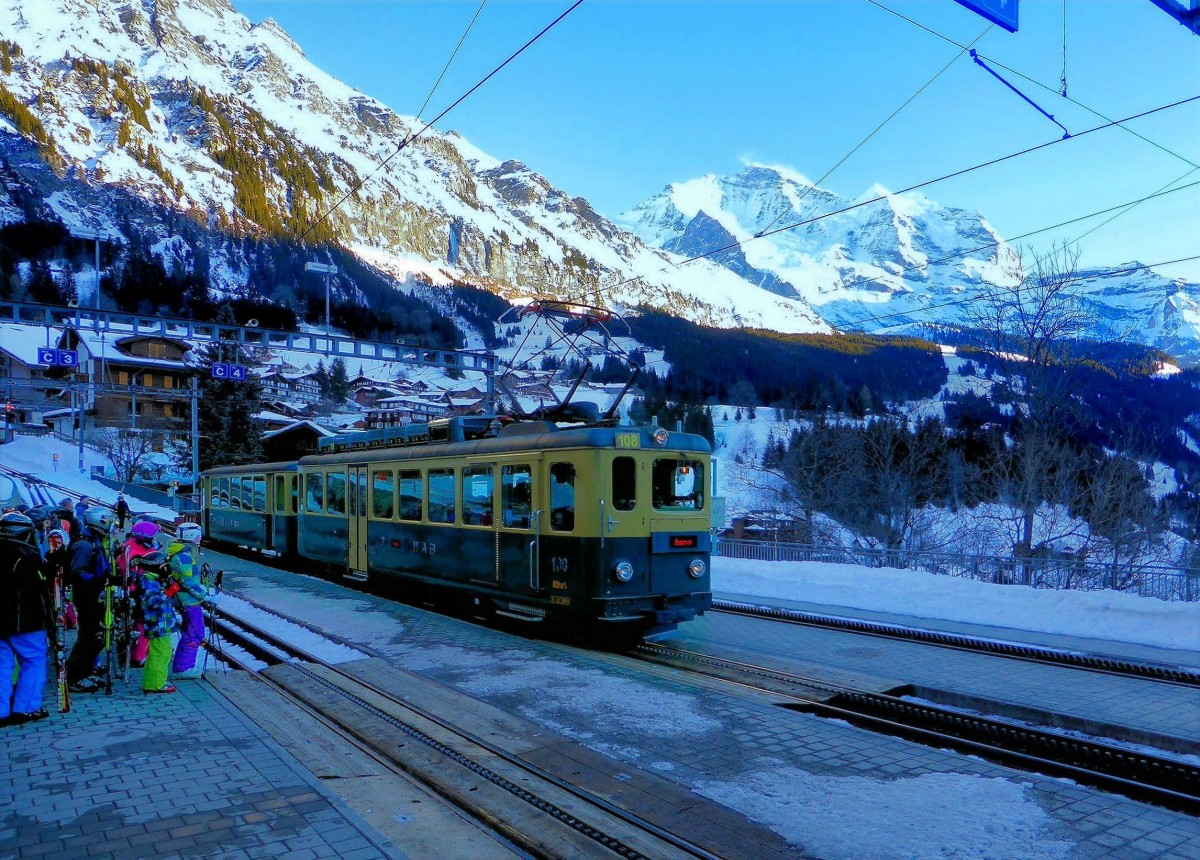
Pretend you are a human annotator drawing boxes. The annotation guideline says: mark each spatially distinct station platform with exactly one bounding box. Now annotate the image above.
[0,672,399,860]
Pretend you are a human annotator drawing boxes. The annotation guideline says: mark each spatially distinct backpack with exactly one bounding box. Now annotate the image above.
[76,533,112,583]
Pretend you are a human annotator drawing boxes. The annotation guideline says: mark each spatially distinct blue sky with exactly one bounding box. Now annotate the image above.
[233,1,1200,278]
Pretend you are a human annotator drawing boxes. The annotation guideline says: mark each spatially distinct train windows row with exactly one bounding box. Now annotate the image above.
[301,463,575,532]
[209,475,268,512]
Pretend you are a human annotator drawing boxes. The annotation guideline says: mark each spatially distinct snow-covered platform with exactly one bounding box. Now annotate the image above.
[0,671,396,860]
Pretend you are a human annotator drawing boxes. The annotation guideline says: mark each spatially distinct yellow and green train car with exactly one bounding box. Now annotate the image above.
[202,417,713,635]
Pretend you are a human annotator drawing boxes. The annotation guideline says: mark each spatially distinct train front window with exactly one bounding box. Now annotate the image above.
[501,465,531,529]
[372,470,394,520]
[549,463,575,532]
[306,473,324,513]
[327,472,347,515]
[462,466,493,526]
[399,470,423,521]
[612,456,636,511]
[652,459,704,511]
[274,475,285,513]
[428,469,456,524]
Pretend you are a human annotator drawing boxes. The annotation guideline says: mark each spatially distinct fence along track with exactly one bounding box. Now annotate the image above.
[210,613,721,860]
[716,538,1199,601]
[633,642,1200,817]
[712,599,1200,687]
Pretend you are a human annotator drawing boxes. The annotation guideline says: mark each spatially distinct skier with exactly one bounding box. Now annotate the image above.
[43,528,72,712]
[52,499,81,542]
[73,498,89,523]
[64,509,114,693]
[114,495,130,531]
[134,551,177,694]
[120,520,160,668]
[0,512,52,725]
[168,527,208,680]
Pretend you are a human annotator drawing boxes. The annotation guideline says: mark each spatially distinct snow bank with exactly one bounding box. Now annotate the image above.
[714,557,1200,653]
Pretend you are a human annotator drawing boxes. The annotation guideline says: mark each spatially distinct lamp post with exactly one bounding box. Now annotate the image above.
[130,372,143,431]
[304,262,338,351]
[69,227,116,456]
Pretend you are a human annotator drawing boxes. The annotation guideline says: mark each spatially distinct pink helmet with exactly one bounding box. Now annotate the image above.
[130,520,160,542]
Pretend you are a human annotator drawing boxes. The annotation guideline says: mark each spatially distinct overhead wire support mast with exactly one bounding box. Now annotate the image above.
[969,49,1071,139]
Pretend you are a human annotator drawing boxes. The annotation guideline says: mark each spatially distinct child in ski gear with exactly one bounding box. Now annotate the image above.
[64,509,113,692]
[135,551,176,694]
[121,521,159,667]
[168,532,207,679]
[0,512,52,725]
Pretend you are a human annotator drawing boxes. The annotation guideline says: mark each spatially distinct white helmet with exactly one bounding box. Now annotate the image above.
[177,522,203,544]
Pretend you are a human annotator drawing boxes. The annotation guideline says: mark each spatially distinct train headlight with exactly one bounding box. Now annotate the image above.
[688,558,707,578]
[651,427,670,447]
[613,561,634,583]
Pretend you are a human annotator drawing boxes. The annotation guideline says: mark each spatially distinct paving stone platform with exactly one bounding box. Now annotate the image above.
[0,674,397,860]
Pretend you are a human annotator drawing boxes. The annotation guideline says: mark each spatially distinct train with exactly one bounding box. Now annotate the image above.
[201,414,714,636]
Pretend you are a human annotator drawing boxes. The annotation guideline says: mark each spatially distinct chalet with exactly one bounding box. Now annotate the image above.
[262,420,336,462]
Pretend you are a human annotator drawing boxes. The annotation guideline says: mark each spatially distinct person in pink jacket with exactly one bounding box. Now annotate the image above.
[120,520,160,667]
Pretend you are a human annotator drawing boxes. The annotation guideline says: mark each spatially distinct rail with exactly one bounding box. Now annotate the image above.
[714,538,1200,602]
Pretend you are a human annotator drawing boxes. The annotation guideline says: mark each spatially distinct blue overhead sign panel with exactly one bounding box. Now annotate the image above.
[211,363,247,380]
[38,348,79,367]
[953,0,1018,32]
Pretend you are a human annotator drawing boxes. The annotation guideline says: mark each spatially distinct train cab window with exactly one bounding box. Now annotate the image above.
[428,469,456,524]
[306,473,324,513]
[372,470,394,520]
[652,459,704,511]
[327,472,347,515]
[274,475,285,514]
[399,470,423,521]
[549,463,575,532]
[253,477,267,512]
[291,475,299,514]
[501,465,531,529]
[612,456,637,511]
[462,466,493,527]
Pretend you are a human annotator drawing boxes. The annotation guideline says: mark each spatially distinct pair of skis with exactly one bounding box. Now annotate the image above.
[50,564,70,714]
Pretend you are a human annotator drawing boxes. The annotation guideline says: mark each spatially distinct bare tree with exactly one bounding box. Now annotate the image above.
[93,428,163,483]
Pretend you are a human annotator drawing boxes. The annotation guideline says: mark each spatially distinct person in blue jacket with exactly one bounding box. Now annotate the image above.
[0,512,52,725]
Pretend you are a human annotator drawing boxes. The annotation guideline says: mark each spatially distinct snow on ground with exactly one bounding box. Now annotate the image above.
[0,435,177,520]
[697,766,1071,860]
[714,557,1200,653]
[216,594,367,665]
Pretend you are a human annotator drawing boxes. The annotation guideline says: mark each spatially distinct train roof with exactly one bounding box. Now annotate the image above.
[203,461,299,477]
[297,422,711,467]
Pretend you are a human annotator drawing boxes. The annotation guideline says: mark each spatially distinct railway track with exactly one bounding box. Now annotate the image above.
[713,598,1200,687]
[207,605,725,860]
[633,641,1200,817]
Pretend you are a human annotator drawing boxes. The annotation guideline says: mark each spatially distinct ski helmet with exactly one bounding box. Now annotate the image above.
[177,523,202,544]
[130,520,159,542]
[46,528,69,551]
[0,511,35,544]
[84,508,114,532]
[137,550,169,576]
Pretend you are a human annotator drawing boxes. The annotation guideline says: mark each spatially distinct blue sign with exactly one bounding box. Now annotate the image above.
[953,0,1018,32]
[211,363,247,381]
[37,348,79,367]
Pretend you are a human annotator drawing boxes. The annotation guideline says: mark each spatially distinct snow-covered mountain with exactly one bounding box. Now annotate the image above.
[0,0,830,333]
[622,165,1200,364]
[0,0,1196,365]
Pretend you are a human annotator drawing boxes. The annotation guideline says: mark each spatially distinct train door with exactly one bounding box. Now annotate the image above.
[347,466,369,576]
[494,455,542,597]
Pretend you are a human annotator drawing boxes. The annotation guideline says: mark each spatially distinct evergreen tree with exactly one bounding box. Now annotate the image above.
[328,357,350,404]
[194,304,264,470]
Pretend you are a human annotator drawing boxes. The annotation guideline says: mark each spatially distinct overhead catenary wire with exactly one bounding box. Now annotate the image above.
[756,22,993,236]
[294,0,587,246]
[865,0,1199,171]
[413,0,489,124]
[1067,167,1199,247]
[668,95,1199,269]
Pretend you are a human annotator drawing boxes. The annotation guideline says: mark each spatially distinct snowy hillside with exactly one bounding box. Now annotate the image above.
[623,164,1200,364]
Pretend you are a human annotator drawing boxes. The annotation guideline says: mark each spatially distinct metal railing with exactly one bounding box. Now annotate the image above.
[714,538,1200,602]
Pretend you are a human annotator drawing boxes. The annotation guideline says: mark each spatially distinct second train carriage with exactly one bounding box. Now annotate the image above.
[201,416,714,634]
